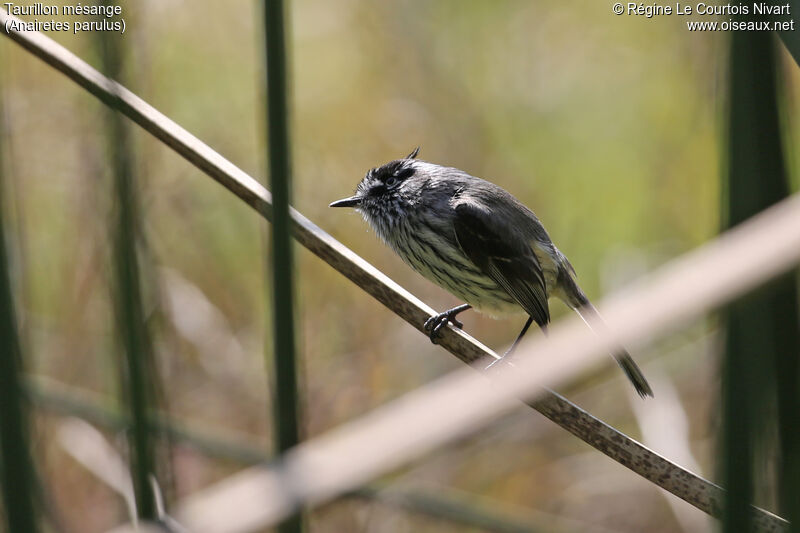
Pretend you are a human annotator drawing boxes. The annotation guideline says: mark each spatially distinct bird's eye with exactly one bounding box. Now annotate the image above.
[385,176,398,187]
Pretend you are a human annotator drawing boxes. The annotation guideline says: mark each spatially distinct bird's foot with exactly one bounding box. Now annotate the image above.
[423,305,470,343]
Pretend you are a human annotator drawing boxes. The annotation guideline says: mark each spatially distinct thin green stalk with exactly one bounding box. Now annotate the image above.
[723,30,799,533]
[98,4,158,519]
[263,0,302,531]
[0,68,39,533]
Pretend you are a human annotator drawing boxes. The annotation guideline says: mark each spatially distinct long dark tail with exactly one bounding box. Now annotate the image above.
[573,301,654,398]
[613,349,654,398]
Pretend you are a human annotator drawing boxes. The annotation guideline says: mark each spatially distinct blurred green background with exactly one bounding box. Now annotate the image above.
[2,0,799,531]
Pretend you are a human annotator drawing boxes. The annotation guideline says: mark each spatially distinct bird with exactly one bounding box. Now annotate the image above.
[330,148,653,398]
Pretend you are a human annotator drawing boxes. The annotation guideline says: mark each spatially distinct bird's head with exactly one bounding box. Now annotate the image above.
[330,147,426,234]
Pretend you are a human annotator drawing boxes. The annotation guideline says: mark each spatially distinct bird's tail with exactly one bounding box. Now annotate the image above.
[573,302,654,398]
[612,349,654,399]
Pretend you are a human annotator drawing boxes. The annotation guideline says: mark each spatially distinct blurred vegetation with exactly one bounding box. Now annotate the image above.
[0,54,40,532]
[96,6,162,519]
[262,0,304,531]
[1,0,799,531]
[721,27,799,533]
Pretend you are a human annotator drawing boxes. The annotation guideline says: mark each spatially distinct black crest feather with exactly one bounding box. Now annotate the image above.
[406,147,420,159]
[371,158,416,184]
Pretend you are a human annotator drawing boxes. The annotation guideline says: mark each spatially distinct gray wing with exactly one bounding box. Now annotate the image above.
[452,202,550,326]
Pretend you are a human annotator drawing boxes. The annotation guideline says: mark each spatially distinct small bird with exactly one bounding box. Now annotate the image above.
[330,148,653,398]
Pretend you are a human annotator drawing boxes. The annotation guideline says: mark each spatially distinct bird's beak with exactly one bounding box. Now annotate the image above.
[329,195,362,208]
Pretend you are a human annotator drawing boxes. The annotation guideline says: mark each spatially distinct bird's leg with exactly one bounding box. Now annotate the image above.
[486,317,537,370]
[505,317,538,357]
[423,304,472,343]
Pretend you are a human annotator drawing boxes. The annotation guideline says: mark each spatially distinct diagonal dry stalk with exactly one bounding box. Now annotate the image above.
[0,9,791,533]
[176,185,800,532]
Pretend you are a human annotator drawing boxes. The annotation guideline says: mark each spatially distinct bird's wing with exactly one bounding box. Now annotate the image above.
[453,202,550,326]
